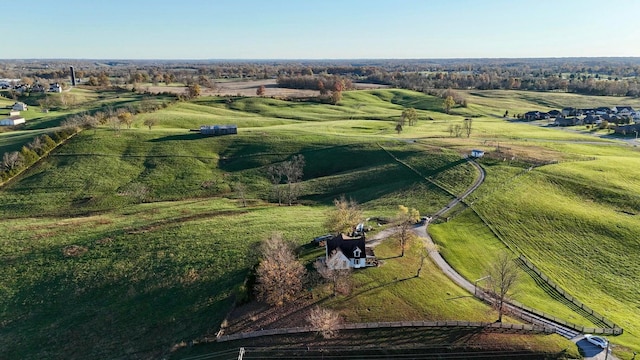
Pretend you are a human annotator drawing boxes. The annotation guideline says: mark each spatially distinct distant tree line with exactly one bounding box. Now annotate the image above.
[3,58,640,97]
[275,75,354,92]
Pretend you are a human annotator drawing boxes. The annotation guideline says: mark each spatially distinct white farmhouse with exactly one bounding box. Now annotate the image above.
[12,102,28,111]
[49,83,62,93]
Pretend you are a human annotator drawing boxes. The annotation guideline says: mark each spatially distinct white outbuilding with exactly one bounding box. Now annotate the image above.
[471,149,485,158]
[0,116,26,126]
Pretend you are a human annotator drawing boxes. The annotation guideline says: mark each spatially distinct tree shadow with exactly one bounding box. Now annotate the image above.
[148,132,206,142]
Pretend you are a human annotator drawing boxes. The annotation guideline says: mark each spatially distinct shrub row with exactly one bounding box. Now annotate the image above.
[0,128,79,183]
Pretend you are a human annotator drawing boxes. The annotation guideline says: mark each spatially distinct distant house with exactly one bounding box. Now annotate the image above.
[555,117,581,126]
[613,106,634,116]
[561,107,582,117]
[615,123,640,136]
[9,110,20,116]
[523,111,538,121]
[548,110,562,118]
[524,111,549,121]
[583,114,603,125]
[12,102,28,111]
[596,107,612,115]
[199,124,237,136]
[471,149,485,158]
[31,84,46,93]
[0,116,26,126]
[49,83,62,93]
[325,233,377,270]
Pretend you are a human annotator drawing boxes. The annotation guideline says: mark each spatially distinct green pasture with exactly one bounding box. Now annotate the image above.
[2,87,640,358]
[433,146,640,353]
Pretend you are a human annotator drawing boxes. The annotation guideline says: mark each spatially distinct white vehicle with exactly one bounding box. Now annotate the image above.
[585,334,608,349]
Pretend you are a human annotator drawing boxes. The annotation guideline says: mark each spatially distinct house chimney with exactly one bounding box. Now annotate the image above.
[70,66,76,86]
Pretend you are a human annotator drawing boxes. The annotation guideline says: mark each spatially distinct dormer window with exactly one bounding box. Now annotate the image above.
[353,247,362,258]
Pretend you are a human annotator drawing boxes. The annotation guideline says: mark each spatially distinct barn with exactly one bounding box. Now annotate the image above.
[200,124,238,136]
[0,116,26,126]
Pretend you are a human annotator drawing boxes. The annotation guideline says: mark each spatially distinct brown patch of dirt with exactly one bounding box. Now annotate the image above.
[62,245,88,257]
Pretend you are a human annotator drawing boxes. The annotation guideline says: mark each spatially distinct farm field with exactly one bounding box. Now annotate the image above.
[1,88,639,358]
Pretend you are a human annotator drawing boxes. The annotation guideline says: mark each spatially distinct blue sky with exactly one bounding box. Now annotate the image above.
[2,0,640,59]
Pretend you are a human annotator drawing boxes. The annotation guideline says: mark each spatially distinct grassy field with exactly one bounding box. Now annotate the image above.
[431,144,640,355]
[2,87,640,358]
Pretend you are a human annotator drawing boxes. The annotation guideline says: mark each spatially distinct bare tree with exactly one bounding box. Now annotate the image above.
[395,123,403,134]
[396,205,420,257]
[308,306,341,339]
[2,151,24,172]
[453,124,463,137]
[108,116,122,133]
[266,164,285,205]
[314,260,352,296]
[28,136,44,155]
[255,233,306,306]
[486,251,519,322]
[143,118,158,130]
[325,196,363,234]
[463,118,473,138]
[282,154,305,206]
[256,85,266,96]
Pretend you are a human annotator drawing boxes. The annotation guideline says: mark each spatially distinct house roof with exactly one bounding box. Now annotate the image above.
[326,233,366,259]
[614,106,634,112]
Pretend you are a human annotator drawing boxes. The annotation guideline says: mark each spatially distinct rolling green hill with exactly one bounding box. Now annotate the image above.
[1,88,638,358]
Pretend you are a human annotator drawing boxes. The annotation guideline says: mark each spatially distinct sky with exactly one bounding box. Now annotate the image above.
[2,0,640,59]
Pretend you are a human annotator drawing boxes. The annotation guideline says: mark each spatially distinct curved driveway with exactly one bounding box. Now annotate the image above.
[412,158,618,359]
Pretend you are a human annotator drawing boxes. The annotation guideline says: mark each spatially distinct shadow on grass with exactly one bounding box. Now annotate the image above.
[1,257,247,360]
[173,326,567,360]
[148,132,206,142]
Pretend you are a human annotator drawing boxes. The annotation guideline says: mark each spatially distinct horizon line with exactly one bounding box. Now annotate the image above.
[2,56,640,62]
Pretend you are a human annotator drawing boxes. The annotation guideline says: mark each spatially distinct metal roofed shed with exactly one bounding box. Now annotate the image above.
[199,124,237,136]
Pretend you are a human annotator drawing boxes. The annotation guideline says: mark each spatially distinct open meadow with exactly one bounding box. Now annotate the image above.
[1,87,639,358]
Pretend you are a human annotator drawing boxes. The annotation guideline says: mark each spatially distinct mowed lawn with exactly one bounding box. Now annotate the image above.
[2,88,640,358]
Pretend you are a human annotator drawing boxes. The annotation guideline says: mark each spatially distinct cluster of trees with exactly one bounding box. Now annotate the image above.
[266,154,305,206]
[395,107,418,134]
[373,67,640,97]
[275,75,353,104]
[447,118,473,138]
[1,130,76,182]
[252,231,347,340]
[275,75,353,92]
